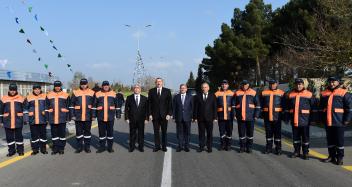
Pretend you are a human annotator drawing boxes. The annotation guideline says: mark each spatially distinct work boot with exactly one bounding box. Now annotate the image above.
[336,158,344,166]
[321,157,336,163]
[31,150,39,155]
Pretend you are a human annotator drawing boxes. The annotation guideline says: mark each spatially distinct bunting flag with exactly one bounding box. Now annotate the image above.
[28,6,32,13]
[26,39,32,45]
[38,57,41,61]
[32,49,37,53]
[44,64,48,69]
[52,46,58,50]
[58,53,62,58]
[15,17,19,24]
[19,28,25,33]
[48,72,52,77]
[34,14,38,21]
[6,71,12,79]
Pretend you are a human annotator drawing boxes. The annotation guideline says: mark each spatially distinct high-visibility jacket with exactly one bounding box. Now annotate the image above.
[285,89,316,127]
[0,94,25,129]
[232,88,261,121]
[319,87,352,127]
[215,90,234,120]
[46,91,71,124]
[25,93,47,125]
[94,90,120,122]
[260,89,285,122]
[70,88,95,121]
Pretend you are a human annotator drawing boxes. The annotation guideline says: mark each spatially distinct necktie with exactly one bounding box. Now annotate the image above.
[204,94,207,101]
[135,95,139,106]
[157,88,161,97]
[181,94,185,105]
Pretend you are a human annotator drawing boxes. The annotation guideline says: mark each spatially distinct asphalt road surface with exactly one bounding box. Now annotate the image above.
[0,119,351,187]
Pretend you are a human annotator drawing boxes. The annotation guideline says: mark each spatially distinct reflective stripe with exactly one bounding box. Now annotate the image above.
[338,147,344,149]
[84,136,91,138]
[303,142,309,145]
[40,139,47,142]
[239,137,246,140]
[31,139,40,143]
[274,139,281,142]
[23,111,29,114]
[221,135,226,138]
[0,115,3,117]
[107,137,114,140]
[266,138,273,141]
[91,108,97,110]
[7,141,15,145]
[116,108,121,110]
[99,137,106,140]
[226,136,232,139]
[76,135,84,139]
[247,137,253,140]
[69,107,75,109]
[293,141,300,144]
[16,142,24,145]
[60,138,66,141]
[52,137,59,140]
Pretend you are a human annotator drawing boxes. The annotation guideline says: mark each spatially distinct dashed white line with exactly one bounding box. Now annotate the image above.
[161,147,172,187]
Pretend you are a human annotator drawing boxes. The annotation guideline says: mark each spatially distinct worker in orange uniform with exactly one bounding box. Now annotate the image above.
[25,84,48,155]
[233,80,261,153]
[70,78,95,153]
[94,81,122,153]
[46,81,71,155]
[260,79,285,155]
[215,80,234,151]
[0,83,26,157]
[319,77,352,165]
[284,78,317,160]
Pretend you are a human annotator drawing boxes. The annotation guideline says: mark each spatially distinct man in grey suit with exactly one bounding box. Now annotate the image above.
[173,84,194,152]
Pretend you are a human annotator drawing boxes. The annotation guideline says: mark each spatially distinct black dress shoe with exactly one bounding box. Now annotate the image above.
[246,148,252,154]
[162,147,167,152]
[290,152,300,158]
[207,148,212,153]
[75,149,82,154]
[336,158,344,165]
[51,151,58,155]
[184,147,190,152]
[302,154,309,160]
[96,148,106,153]
[107,148,114,153]
[153,147,160,152]
[7,152,16,157]
[18,152,24,156]
[41,150,48,154]
[138,148,144,152]
[263,148,272,154]
[321,157,335,163]
[239,148,245,153]
[129,148,135,152]
[84,148,91,153]
[31,150,39,155]
[59,150,64,155]
[197,147,204,152]
[176,147,182,152]
[275,148,282,155]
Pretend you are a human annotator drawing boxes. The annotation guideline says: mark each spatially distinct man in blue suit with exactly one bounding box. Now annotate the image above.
[173,84,194,152]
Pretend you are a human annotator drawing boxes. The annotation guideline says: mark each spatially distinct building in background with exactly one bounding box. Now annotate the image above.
[0,70,58,97]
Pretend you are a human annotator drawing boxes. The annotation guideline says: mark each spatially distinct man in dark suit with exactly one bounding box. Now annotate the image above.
[148,78,173,152]
[125,84,149,152]
[193,82,218,153]
[173,84,193,152]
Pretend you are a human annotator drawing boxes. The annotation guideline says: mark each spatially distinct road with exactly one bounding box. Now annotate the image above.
[0,119,351,187]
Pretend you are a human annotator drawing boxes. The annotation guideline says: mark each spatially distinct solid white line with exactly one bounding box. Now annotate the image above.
[161,147,172,187]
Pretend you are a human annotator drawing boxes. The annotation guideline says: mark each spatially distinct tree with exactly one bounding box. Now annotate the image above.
[195,65,204,93]
[186,71,196,88]
[68,71,86,90]
[201,0,272,88]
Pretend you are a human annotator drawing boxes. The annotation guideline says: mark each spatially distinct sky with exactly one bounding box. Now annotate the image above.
[0,0,288,89]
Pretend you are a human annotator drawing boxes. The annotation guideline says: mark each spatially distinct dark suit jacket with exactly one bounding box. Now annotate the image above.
[148,87,173,120]
[172,93,193,122]
[124,94,148,123]
[193,92,217,122]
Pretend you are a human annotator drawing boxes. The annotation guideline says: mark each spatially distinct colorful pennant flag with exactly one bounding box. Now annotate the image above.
[19,29,25,34]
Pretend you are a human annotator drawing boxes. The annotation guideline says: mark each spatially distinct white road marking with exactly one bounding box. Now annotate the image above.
[161,147,172,187]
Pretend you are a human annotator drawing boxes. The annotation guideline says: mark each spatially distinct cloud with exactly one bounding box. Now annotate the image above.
[89,62,112,69]
[0,59,8,69]
[146,60,184,70]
